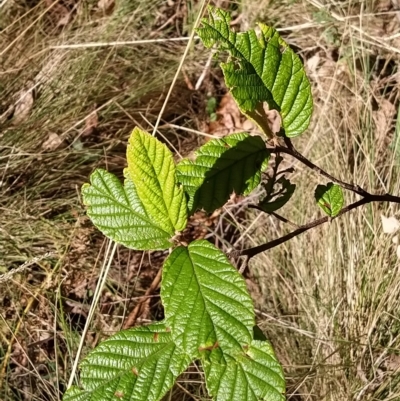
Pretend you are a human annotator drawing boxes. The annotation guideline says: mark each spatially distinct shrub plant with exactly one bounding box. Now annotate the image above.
[64,7,400,401]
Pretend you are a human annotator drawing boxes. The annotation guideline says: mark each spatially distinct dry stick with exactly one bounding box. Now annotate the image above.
[248,205,300,229]
[122,268,162,329]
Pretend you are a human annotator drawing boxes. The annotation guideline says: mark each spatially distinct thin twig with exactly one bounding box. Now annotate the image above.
[235,198,368,260]
[248,205,299,229]
[235,192,400,261]
[232,137,400,262]
[266,138,370,196]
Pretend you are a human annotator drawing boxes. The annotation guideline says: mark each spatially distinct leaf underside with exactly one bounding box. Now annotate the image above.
[197,7,313,138]
[315,182,344,217]
[63,323,191,401]
[176,133,270,213]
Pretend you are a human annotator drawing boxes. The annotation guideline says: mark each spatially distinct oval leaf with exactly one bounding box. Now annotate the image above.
[176,133,270,213]
[315,182,344,217]
[127,127,187,232]
[63,322,191,401]
[161,240,255,358]
[82,169,173,250]
[203,340,286,401]
[197,7,313,138]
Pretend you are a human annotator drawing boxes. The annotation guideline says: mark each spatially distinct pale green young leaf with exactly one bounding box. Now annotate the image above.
[127,127,187,232]
[315,182,344,217]
[161,240,255,358]
[202,340,286,401]
[81,169,173,250]
[176,133,270,213]
[197,7,313,138]
[63,322,191,401]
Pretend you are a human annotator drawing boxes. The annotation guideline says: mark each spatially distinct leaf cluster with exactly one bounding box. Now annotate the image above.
[64,7,350,401]
[66,127,285,401]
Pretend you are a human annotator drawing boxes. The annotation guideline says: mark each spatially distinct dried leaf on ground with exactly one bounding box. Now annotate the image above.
[97,0,115,14]
[45,0,72,27]
[208,93,243,137]
[381,214,400,234]
[42,133,65,151]
[81,109,99,138]
[12,90,34,125]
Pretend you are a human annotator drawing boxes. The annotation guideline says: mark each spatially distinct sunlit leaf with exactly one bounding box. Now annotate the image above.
[126,127,187,232]
[82,169,173,250]
[63,323,191,401]
[197,7,313,137]
[161,240,254,357]
[202,340,286,401]
[315,182,344,217]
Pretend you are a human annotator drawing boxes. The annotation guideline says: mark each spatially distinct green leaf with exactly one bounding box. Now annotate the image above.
[197,7,313,138]
[161,240,255,358]
[315,182,344,217]
[126,127,187,232]
[176,133,270,213]
[82,169,173,250]
[63,322,191,401]
[259,176,296,213]
[202,340,286,401]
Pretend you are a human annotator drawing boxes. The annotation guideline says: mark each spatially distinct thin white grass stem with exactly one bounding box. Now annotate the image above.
[195,50,214,90]
[0,252,54,284]
[50,37,197,50]
[152,0,209,137]
[67,240,117,389]
[139,113,183,159]
[165,123,219,139]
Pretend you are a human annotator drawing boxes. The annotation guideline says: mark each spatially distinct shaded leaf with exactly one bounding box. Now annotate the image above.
[259,176,296,213]
[176,133,270,213]
[161,240,254,358]
[63,322,191,401]
[315,182,344,217]
[197,7,313,137]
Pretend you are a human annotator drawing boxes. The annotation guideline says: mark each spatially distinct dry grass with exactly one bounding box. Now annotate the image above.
[238,0,400,400]
[1,0,400,400]
[0,0,211,399]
